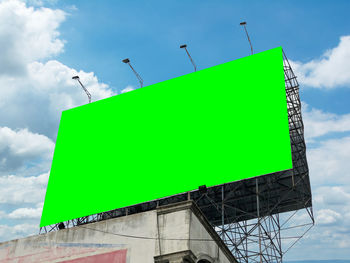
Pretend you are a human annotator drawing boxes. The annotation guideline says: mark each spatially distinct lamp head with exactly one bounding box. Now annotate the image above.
[72,76,80,80]
[198,185,207,194]
[240,21,247,26]
[180,44,187,49]
[122,58,130,63]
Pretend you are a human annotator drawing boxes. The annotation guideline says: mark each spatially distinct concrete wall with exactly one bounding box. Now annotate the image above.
[0,201,237,263]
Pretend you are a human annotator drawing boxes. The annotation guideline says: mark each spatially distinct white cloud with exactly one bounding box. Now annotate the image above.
[0,127,54,158]
[0,203,43,220]
[121,85,135,93]
[302,102,350,141]
[308,136,350,186]
[316,209,341,225]
[302,105,350,186]
[0,55,115,140]
[26,60,114,129]
[0,0,119,244]
[0,172,49,204]
[289,104,350,258]
[0,223,37,242]
[8,206,42,219]
[0,1,116,139]
[0,0,65,76]
[0,127,54,174]
[314,186,350,206]
[290,35,350,88]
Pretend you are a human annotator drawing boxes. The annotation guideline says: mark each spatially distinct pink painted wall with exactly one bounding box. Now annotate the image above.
[0,245,127,263]
[62,249,127,263]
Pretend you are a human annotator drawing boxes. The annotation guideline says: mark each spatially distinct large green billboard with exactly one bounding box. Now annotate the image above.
[40,47,292,227]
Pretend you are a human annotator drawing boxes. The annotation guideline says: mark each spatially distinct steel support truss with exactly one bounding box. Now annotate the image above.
[189,50,314,262]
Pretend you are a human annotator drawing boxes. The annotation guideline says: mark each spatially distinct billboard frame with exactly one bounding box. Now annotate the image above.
[39,50,314,263]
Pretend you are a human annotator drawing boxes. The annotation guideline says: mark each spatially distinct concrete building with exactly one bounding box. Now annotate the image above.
[0,201,237,263]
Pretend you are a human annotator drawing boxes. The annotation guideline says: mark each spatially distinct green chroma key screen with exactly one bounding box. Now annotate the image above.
[40,47,292,227]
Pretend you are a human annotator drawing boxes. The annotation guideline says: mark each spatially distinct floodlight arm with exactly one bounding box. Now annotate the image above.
[72,76,91,104]
[77,79,92,104]
[180,44,197,72]
[122,59,143,88]
[128,63,143,88]
[240,22,254,55]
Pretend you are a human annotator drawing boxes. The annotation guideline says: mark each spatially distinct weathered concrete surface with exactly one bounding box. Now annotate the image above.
[0,201,237,263]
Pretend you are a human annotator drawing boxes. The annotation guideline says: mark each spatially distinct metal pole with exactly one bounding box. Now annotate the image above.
[72,76,92,104]
[222,185,225,240]
[77,79,92,103]
[122,58,143,88]
[180,44,197,72]
[256,178,262,263]
[240,22,254,55]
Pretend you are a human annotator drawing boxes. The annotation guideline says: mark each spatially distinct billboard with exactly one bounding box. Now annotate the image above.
[40,47,292,227]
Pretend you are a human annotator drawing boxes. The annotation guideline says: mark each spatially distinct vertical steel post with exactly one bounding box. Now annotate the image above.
[256,178,262,263]
[222,185,225,240]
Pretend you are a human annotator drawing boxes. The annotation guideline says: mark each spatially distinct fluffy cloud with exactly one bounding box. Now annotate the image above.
[0,1,118,243]
[8,204,43,219]
[0,223,37,242]
[303,103,350,142]
[0,127,54,176]
[285,104,350,258]
[121,85,135,93]
[0,0,65,76]
[0,59,115,140]
[0,127,53,157]
[302,104,350,186]
[308,136,350,186]
[0,172,48,204]
[314,186,350,206]
[290,35,350,88]
[0,203,43,220]
[316,209,342,225]
[0,0,116,139]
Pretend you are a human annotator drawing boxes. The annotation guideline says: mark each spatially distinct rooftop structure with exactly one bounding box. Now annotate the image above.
[1,201,237,263]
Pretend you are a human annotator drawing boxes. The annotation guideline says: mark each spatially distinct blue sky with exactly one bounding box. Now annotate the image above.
[0,0,349,261]
[54,0,350,114]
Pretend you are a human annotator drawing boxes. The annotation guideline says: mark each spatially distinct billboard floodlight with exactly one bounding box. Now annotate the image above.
[122,58,143,88]
[240,21,253,55]
[180,44,197,72]
[198,185,207,194]
[72,75,91,104]
[58,222,65,230]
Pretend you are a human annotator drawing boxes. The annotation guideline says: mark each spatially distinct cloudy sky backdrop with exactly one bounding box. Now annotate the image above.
[0,0,349,260]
